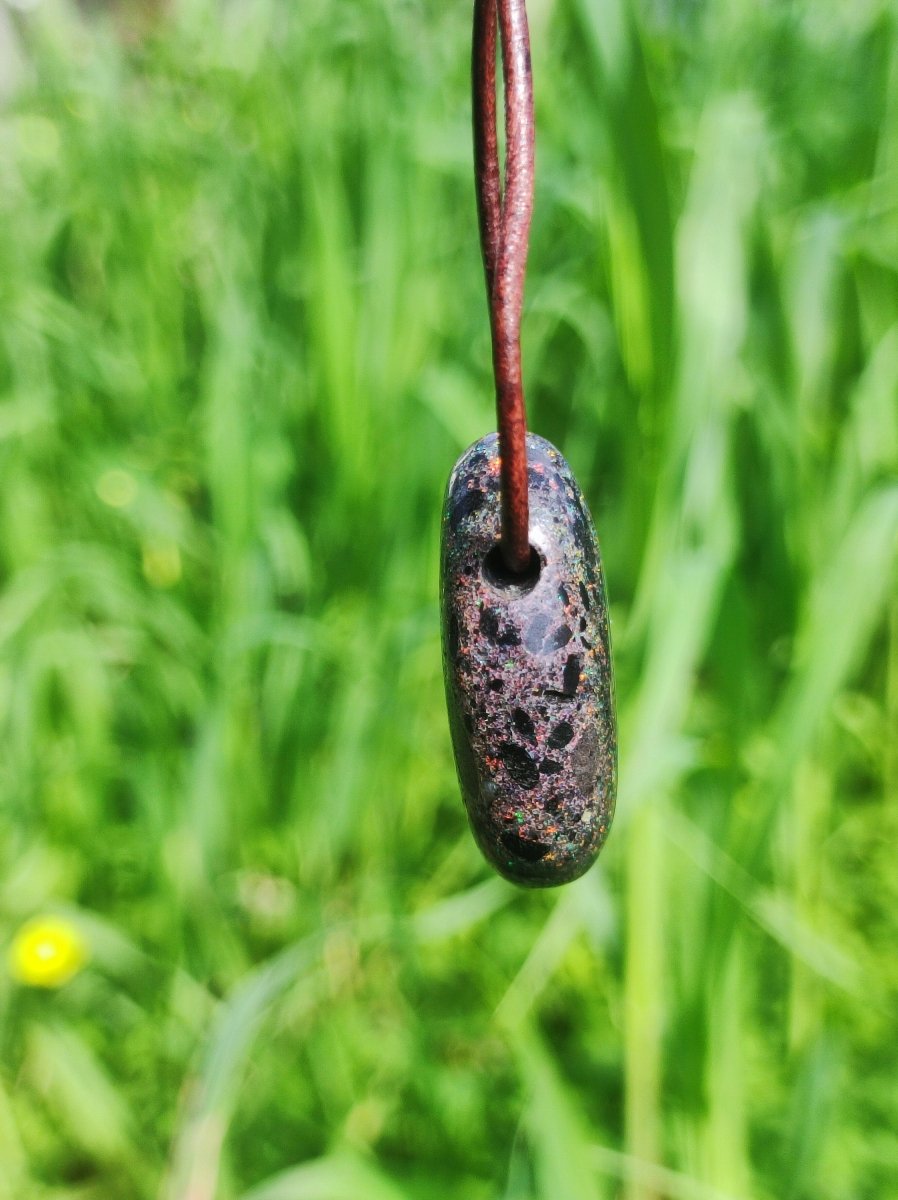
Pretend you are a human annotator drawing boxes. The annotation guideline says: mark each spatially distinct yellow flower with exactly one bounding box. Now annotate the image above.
[8,916,88,988]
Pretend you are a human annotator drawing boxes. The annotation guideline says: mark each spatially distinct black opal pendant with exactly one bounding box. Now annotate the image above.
[440,433,617,887]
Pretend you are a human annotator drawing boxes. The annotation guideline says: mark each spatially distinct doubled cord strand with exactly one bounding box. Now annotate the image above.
[472,0,501,293]
[472,0,535,575]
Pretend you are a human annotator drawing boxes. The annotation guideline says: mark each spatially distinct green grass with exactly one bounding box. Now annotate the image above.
[0,0,896,1196]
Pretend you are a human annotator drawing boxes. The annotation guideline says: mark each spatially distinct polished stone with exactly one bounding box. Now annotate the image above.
[440,433,617,886]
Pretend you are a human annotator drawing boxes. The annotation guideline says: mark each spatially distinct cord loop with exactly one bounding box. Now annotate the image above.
[472,0,534,575]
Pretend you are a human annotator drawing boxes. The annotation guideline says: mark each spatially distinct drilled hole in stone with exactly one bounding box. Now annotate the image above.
[482,543,541,593]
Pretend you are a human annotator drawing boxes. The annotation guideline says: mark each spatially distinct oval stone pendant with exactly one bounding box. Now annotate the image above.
[440,433,617,887]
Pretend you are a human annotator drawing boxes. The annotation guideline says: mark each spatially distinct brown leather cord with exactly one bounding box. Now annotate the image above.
[472,0,535,575]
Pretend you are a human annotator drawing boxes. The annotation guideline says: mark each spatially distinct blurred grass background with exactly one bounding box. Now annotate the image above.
[0,0,896,1196]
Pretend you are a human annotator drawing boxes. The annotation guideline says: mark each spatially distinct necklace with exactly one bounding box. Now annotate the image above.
[440,0,617,887]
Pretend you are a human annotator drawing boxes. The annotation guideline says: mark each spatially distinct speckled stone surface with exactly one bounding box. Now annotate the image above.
[440,432,617,887]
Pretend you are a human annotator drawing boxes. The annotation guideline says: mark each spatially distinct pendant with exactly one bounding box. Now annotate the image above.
[440,433,617,887]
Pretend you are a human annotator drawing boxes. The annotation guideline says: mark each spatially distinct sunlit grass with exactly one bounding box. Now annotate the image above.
[0,0,896,1197]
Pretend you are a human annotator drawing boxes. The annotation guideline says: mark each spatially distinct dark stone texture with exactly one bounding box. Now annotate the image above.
[440,432,617,887]
[499,742,540,789]
[548,721,574,750]
[512,707,536,743]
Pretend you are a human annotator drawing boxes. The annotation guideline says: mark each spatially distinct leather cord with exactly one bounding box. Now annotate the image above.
[472,0,535,575]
